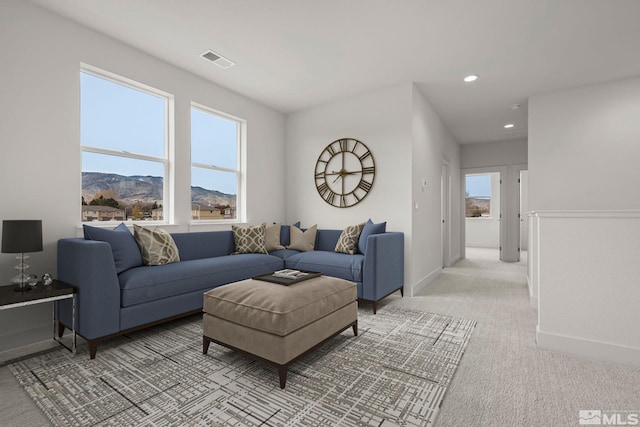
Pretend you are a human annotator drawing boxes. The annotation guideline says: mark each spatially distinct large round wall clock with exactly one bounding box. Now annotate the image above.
[314,138,375,208]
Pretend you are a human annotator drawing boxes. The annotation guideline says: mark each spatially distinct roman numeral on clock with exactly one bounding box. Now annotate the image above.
[358,180,372,192]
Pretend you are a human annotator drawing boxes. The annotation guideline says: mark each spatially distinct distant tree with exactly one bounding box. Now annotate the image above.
[151,201,158,210]
[89,195,120,208]
[82,196,88,206]
[132,204,143,220]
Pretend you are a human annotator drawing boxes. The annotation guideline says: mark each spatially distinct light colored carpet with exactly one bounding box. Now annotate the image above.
[384,248,640,427]
[2,248,639,426]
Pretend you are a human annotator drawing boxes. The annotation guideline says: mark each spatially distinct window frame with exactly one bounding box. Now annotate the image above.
[190,102,245,224]
[80,64,174,224]
[465,173,493,219]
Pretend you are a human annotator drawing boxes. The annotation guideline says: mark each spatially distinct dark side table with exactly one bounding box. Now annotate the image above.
[0,280,76,356]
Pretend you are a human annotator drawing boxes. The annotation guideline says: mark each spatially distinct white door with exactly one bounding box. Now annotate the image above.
[441,161,451,268]
[519,170,529,251]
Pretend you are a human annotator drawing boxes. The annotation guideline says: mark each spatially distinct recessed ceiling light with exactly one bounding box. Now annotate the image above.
[504,123,515,129]
[463,74,478,83]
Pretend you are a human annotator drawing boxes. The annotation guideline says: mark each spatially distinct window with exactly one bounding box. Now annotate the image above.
[465,174,491,218]
[190,104,242,221]
[80,68,170,222]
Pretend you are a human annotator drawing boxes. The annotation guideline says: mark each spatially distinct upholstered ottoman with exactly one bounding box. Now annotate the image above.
[202,275,358,388]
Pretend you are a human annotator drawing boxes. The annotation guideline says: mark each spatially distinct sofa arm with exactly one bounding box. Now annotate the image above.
[361,232,404,301]
[56,238,121,340]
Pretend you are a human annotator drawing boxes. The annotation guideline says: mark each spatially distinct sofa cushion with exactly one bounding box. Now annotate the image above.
[358,219,387,254]
[232,223,269,254]
[171,231,234,261]
[335,222,365,255]
[265,223,285,251]
[288,224,317,252]
[269,249,301,260]
[279,221,300,247]
[83,223,142,274]
[133,225,180,265]
[285,251,364,283]
[119,253,284,307]
[203,275,356,336]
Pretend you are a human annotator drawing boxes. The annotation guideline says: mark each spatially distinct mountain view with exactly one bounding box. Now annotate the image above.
[82,172,235,213]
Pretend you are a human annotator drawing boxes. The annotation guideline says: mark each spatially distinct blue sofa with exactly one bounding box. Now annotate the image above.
[57,227,404,358]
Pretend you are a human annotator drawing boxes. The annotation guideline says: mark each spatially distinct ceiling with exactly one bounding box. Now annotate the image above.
[28,0,640,144]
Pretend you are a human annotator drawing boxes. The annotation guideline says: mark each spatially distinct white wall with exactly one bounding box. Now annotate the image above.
[0,0,285,358]
[285,83,460,296]
[461,138,527,261]
[529,74,640,366]
[411,86,461,293]
[461,139,527,169]
[285,83,413,280]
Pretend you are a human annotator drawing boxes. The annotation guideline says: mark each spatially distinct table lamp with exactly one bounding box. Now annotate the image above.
[1,220,43,291]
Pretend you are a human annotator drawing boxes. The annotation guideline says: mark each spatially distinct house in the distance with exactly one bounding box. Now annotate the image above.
[81,205,125,222]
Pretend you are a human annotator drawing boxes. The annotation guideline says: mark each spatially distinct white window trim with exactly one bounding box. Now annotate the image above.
[190,102,245,224]
[80,64,175,225]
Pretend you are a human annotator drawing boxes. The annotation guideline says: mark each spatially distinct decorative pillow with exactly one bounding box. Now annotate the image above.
[358,219,387,254]
[265,223,285,251]
[83,223,142,273]
[133,225,180,265]
[335,222,366,255]
[231,223,269,254]
[280,221,301,247]
[288,224,317,252]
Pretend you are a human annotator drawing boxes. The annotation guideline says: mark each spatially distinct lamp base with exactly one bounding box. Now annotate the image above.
[13,284,32,292]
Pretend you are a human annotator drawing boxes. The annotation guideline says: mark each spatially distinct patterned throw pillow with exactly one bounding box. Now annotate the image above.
[335,222,366,255]
[288,224,317,252]
[232,223,269,254]
[133,225,180,265]
[265,223,285,251]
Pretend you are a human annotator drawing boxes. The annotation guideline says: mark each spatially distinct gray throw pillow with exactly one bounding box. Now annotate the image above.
[133,225,180,265]
[288,224,317,252]
[335,222,365,255]
[265,223,285,251]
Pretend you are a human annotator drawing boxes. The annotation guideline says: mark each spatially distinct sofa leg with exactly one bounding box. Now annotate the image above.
[352,321,358,336]
[400,286,404,297]
[372,301,377,315]
[57,322,66,338]
[89,340,99,360]
[203,336,211,355]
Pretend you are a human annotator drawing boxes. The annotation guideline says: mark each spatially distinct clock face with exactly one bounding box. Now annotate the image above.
[314,138,375,208]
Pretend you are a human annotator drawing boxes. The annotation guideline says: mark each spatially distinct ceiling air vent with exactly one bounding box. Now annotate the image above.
[200,50,235,69]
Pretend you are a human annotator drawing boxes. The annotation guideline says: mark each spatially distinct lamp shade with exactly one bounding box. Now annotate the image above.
[1,220,43,253]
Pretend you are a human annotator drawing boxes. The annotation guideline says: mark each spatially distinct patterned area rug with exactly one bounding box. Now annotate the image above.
[10,307,475,426]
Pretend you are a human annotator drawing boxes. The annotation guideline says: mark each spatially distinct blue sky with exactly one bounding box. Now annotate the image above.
[81,72,238,195]
[465,174,491,197]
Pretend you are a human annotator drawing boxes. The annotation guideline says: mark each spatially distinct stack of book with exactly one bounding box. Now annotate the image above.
[273,269,309,279]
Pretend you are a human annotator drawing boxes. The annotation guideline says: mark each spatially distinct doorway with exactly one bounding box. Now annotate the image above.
[463,168,506,260]
[441,161,451,268]
[519,170,529,263]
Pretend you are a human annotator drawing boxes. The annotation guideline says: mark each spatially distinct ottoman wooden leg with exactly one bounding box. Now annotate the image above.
[203,336,211,354]
[352,320,358,336]
[278,365,288,389]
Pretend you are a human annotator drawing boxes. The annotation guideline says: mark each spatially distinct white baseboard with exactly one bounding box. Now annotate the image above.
[0,339,57,365]
[529,295,538,310]
[410,267,442,297]
[537,328,640,368]
[449,254,461,266]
